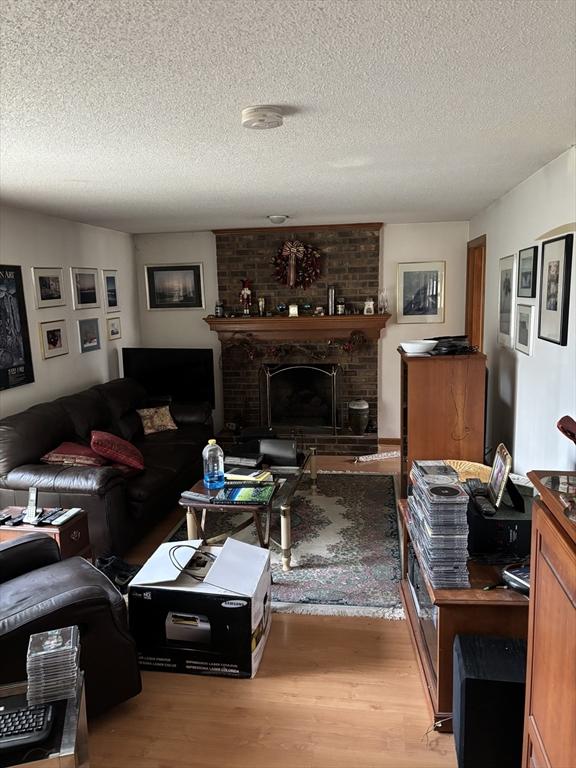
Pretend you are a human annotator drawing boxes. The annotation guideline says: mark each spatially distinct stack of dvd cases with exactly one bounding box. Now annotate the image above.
[408,460,470,588]
[26,626,80,705]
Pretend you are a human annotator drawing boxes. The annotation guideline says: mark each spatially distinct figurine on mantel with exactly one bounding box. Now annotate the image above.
[239,279,252,315]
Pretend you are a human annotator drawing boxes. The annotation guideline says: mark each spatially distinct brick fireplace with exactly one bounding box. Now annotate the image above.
[211,224,386,454]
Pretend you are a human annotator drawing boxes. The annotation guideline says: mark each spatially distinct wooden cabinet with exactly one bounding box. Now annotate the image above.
[397,499,528,732]
[399,351,486,496]
[523,472,576,768]
[0,508,91,559]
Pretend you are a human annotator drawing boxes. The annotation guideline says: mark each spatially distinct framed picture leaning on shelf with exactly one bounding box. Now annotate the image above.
[145,264,204,309]
[517,246,537,298]
[498,255,515,347]
[538,234,573,346]
[396,261,445,323]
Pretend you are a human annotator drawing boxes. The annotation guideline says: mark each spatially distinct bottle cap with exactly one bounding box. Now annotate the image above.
[208,439,216,445]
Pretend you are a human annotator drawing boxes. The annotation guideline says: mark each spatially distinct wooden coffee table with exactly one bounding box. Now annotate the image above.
[179,451,316,571]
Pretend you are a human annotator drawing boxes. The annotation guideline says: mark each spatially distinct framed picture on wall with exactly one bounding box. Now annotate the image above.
[538,234,573,346]
[517,246,538,298]
[39,319,69,359]
[71,267,100,309]
[0,265,35,390]
[145,264,205,309]
[396,261,445,323]
[103,269,120,312]
[32,267,66,308]
[498,255,516,347]
[515,304,535,356]
[106,316,122,341]
[78,318,101,353]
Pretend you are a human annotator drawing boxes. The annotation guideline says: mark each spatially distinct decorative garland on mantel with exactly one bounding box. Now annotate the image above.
[221,331,367,360]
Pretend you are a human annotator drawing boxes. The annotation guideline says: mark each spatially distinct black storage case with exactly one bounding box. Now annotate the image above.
[452,634,526,768]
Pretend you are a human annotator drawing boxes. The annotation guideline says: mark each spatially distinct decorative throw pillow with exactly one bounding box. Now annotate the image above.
[41,442,108,467]
[136,405,178,435]
[90,431,145,470]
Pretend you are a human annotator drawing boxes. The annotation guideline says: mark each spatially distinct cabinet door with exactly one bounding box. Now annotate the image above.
[524,505,576,768]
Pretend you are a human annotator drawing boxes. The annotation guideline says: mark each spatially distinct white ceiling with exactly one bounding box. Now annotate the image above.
[1,0,575,234]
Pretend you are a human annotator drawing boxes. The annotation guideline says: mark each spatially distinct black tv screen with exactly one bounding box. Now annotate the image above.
[122,348,215,407]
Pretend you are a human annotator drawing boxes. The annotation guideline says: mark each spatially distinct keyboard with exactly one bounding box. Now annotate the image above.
[0,703,54,753]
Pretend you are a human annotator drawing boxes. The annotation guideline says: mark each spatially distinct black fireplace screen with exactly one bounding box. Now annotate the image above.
[260,363,340,433]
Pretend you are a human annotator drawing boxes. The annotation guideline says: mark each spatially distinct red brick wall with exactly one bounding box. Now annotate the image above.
[215,227,380,440]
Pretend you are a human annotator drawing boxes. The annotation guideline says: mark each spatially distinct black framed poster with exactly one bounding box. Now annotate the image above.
[538,234,573,346]
[0,265,35,390]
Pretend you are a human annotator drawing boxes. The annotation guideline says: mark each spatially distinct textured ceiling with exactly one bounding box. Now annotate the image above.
[1,0,575,233]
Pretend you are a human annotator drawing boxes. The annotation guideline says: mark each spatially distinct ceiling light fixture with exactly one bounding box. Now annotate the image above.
[242,105,283,129]
[267,215,290,225]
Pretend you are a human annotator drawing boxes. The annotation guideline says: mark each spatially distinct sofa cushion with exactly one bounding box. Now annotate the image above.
[94,379,147,442]
[125,466,177,504]
[136,443,193,475]
[41,442,108,467]
[57,389,113,443]
[91,431,145,470]
[136,406,178,435]
[5,464,125,494]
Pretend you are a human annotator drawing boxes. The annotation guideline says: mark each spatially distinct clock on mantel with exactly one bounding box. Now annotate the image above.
[203,314,390,342]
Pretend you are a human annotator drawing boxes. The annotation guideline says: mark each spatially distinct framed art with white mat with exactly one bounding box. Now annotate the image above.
[396,260,445,323]
[515,304,535,356]
[538,234,573,346]
[498,255,516,347]
[71,267,100,309]
[517,246,538,298]
[39,319,69,359]
[103,269,120,312]
[32,267,66,308]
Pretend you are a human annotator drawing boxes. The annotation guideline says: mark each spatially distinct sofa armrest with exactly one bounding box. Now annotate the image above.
[170,401,212,426]
[5,464,126,496]
[0,533,61,584]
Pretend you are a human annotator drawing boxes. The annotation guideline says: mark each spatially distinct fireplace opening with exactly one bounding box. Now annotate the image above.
[260,363,340,433]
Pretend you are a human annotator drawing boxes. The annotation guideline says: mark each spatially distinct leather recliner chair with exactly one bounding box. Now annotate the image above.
[0,533,141,717]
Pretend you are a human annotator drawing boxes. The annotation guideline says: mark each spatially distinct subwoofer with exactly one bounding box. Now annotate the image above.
[452,635,526,768]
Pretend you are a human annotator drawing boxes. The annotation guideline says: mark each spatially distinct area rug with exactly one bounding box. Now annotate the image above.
[168,473,404,619]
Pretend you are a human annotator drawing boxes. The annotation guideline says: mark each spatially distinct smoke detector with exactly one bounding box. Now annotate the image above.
[268,215,290,224]
[242,105,283,129]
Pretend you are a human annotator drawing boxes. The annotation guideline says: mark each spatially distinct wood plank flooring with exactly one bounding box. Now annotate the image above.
[88,455,456,768]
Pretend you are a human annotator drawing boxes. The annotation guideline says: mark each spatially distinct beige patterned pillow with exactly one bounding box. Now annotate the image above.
[136,405,178,435]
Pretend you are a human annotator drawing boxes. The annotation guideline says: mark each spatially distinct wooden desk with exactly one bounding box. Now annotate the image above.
[397,499,529,732]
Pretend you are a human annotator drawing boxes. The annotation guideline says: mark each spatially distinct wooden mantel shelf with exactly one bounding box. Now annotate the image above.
[204,314,390,342]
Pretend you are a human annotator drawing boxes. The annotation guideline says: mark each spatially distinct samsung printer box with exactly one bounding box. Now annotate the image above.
[128,537,271,678]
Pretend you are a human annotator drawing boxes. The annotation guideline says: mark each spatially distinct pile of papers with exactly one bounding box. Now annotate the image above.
[225,467,272,482]
[27,626,80,705]
[408,460,470,589]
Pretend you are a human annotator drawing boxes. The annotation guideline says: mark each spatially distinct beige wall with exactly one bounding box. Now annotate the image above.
[470,148,576,474]
[378,222,470,437]
[0,206,140,417]
[133,231,223,431]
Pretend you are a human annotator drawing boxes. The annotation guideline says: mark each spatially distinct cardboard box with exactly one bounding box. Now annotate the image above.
[128,537,271,678]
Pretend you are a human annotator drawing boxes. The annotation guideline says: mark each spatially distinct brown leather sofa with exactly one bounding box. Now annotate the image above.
[0,378,212,556]
[0,533,141,716]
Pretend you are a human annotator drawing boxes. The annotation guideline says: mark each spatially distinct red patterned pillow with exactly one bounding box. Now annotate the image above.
[41,442,108,467]
[90,431,144,470]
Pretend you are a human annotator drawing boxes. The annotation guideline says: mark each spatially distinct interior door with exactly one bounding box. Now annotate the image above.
[466,235,486,351]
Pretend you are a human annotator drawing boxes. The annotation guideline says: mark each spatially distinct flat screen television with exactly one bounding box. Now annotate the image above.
[122,348,215,407]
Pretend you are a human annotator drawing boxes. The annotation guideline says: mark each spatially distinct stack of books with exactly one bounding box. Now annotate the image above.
[408,460,470,589]
[224,453,263,468]
[224,467,272,483]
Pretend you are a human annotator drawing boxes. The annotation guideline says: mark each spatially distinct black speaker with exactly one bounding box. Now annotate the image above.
[453,635,526,768]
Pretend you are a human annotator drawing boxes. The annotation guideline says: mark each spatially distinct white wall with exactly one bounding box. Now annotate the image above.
[470,148,576,474]
[378,222,470,437]
[133,232,223,431]
[0,206,139,417]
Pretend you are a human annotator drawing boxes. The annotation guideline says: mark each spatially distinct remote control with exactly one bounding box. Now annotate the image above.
[181,491,214,503]
[38,508,64,524]
[5,513,25,526]
[50,508,82,526]
[0,512,13,525]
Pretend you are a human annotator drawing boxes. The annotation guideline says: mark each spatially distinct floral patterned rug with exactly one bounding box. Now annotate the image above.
[169,473,403,619]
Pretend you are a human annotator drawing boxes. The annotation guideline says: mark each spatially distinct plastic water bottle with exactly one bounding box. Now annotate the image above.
[202,439,225,490]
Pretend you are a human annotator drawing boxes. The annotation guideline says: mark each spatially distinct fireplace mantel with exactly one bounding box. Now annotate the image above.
[204,314,390,342]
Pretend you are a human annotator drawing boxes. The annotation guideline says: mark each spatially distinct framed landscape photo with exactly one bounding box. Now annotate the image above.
[396,261,445,324]
[498,255,516,347]
[145,264,205,309]
[40,319,69,359]
[103,269,120,312]
[32,267,66,308]
[78,318,101,353]
[71,267,100,309]
[517,246,538,298]
[106,316,122,341]
[515,304,535,356]
[0,265,35,390]
[538,234,573,346]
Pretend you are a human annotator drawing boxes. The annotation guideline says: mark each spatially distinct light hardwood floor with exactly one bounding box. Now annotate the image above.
[89,455,457,768]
